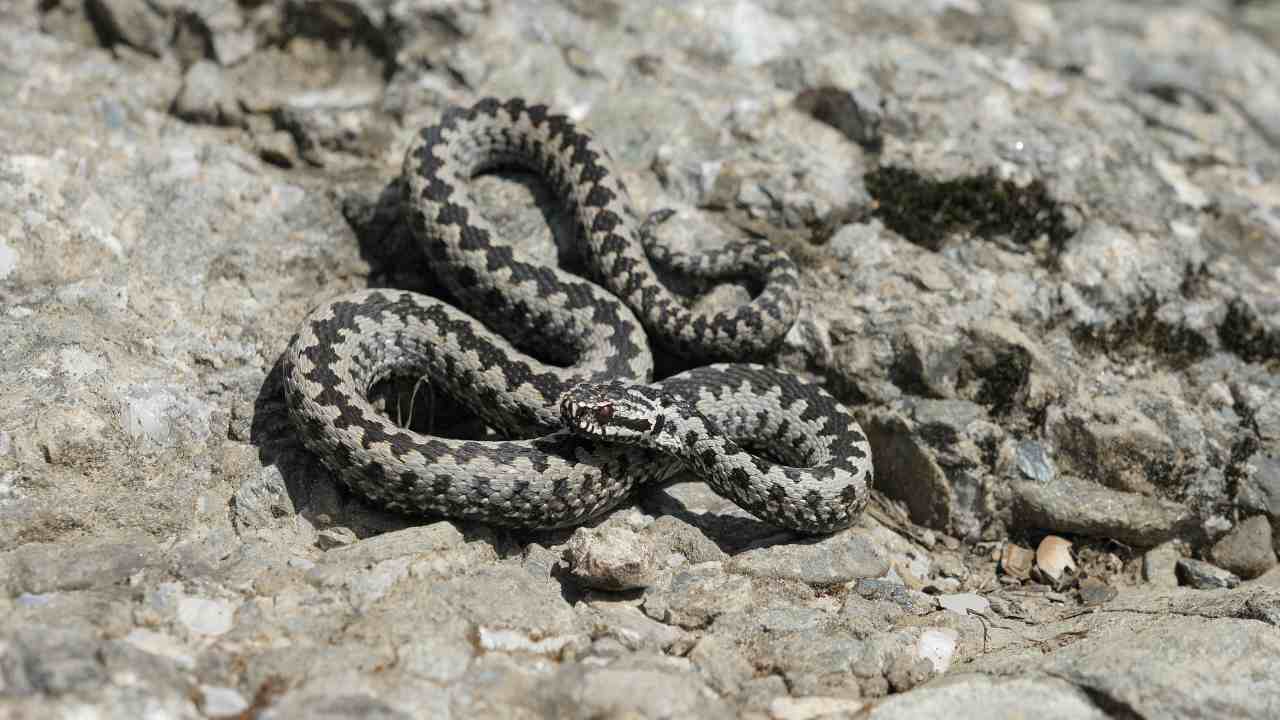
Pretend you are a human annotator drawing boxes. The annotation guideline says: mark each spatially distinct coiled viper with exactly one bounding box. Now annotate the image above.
[282,97,873,533]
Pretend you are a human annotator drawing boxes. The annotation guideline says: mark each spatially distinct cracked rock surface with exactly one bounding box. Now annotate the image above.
[4,1,1280,717]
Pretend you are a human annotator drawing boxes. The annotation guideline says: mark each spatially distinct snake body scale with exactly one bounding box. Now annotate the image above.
[283,97,873,533]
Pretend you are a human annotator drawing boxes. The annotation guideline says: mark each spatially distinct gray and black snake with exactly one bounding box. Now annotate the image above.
[282,97,873,533]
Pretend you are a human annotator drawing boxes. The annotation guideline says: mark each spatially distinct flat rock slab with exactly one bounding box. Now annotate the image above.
[1036,614,1280,717]
[1210,515,1278,579]
[726,529,890,585]
[869,675,1108,720]
[1011,476,1196,546]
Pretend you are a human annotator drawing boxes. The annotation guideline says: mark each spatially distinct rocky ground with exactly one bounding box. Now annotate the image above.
[3,0,1280,718]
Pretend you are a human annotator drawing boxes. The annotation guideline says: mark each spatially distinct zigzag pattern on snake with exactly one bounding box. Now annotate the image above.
[282,97,873,533]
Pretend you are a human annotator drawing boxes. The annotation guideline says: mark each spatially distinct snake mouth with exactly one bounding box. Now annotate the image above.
[560,397,599,435]
[560,393,621,440]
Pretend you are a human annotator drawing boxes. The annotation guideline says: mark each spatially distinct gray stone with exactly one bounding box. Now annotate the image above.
[1210,515,1278,579]
[231,464,298,532]
[1245,565,1280,590]
[726,530,889,585]
[314,522,489,570]
[551,659,735,720]
[198,685,248,717]
[255,128,299,167]
[1177,558,1241,590]
[173,60,243,126]
[176,595,237,637]
[1078,577,1118,605]
[520,542,561,580]
[689,635,755,696]
[651,515,729,563]
[756,626,867,698]
[275,103,391,169]
[1238,451,1280,520]
[119,383,216,450]
[937,593,990,615]
[398,617,474,683]
[928,576,961,593]
[771,696,868,719]
[894,326,968,399]
[1011,475,1195,546]
[738,675,790,711]
[258,693,413,720]
[862,411,955,531]
[1,539,157,595]
[307,523,499,610]
[564,523,661,590]
[316,526,358,550]
[1142,541,1183,588]
[437,565,582,642]
[850,579,938,616]
[0,626,108,695]
[1035,613,1280,717]
[1045,389,1218,500]
[868,675,1106,720]
[1015,440,1057,483]
[915,627,960,674]
[885,653,935,692]
[586,602,688,653]
[86,0,171,56]
[642,564,753,629]
[743,604,832,634]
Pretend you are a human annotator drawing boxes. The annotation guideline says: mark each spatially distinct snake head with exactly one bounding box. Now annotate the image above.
[561,381,667,444]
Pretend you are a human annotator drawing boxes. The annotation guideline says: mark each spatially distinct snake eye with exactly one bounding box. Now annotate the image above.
[595,403,614,422]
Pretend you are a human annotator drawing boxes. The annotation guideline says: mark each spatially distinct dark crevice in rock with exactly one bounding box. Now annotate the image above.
[171,8,217,67]
[84,0,172,57]
[794,86,884,153]
[1138,82,1217,114]
[810,202,877,245]
[280,0,395,76]
[1224,433,1261,507]
[887,353,940,400]
[1071,683,1146,720]
[1219,299,1280,365]
[864,166,1073,261]
[960,345,1032,418]
[1071,294,1212,371]
[1231,384,1263,439]
[1179,261,1210,299]
[915,420,961,449]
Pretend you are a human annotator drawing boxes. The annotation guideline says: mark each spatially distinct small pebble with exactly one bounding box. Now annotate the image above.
[1035,536,1076,586]
[928,577,962,593]
[1078,577,1117,605]
[1209,515,1277,579]
[938,592,990,615]
[177,596,236,636]
[1015,440,1057,483]
[1000,542,1035,579]
[564,524,660,590]
[1176,558,1240,590]
[1142,542,1182,588]
[317,526,358,550]
[199,685,249,716]
[768,696,867,720]
[124,629,195,670]
[916,627,959,673]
